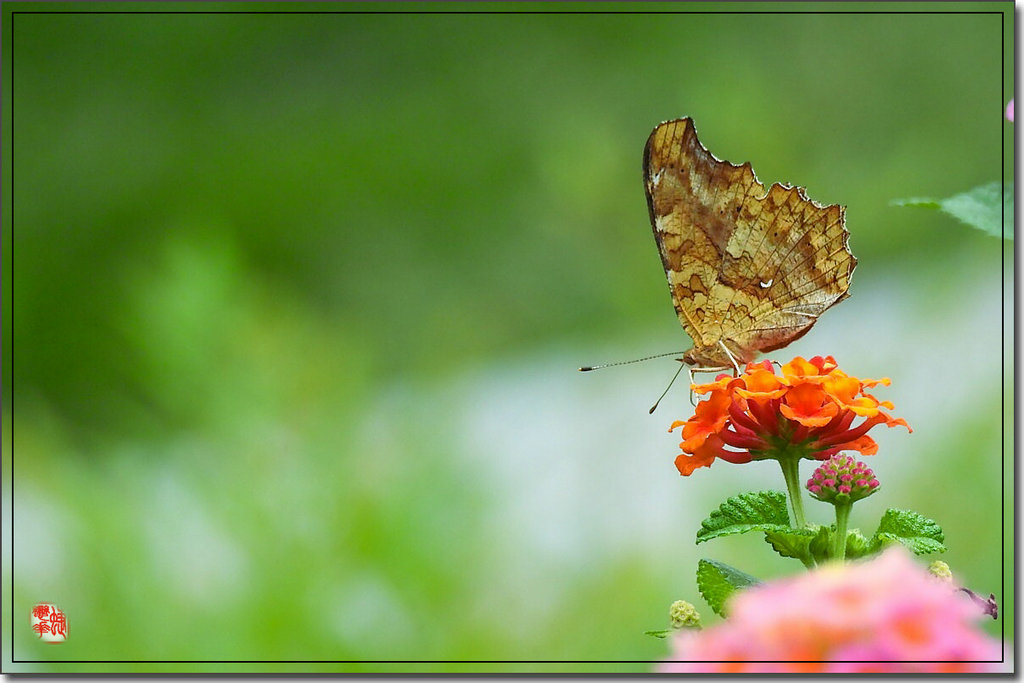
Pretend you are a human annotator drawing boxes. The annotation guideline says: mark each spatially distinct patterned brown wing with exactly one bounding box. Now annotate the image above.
[643,118,856,367]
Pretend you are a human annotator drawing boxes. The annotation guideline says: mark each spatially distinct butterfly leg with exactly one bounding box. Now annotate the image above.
[718,340,742,376]
[687,365,732,406]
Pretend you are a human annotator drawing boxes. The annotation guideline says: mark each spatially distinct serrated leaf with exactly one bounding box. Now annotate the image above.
[875,533,946,555]
[696,558,760,616]
[764,526,820,567]
[870,509,946,555]
[696,491,791,544]
[644,629,672,639]
[892,182,1012,239]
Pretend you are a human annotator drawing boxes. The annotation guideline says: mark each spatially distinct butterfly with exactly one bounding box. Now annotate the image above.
[643,118,857,371]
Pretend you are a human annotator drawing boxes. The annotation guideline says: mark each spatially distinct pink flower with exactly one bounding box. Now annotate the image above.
[806,453,879,503]
[1007,99,1014,122]
[658,548,1005,673]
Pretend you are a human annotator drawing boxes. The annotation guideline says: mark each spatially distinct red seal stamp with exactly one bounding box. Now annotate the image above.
[31,603,67,643]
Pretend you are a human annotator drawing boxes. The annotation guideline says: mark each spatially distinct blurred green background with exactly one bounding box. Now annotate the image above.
[3,3,1013,673]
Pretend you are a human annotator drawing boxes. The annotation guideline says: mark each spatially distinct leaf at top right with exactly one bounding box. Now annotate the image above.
[892,181,1013,240]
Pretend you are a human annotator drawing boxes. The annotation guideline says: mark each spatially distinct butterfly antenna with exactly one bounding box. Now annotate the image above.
[578,351,686,372]
[649,361,687,414]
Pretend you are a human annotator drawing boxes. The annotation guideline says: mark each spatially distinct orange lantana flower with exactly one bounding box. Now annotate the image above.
[671,356,910,476]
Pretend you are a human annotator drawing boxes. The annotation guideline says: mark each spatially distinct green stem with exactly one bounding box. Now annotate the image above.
[833,501,852,561]
[778,457,807,528]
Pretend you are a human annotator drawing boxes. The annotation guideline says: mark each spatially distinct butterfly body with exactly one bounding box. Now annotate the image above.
[643,118,856,368]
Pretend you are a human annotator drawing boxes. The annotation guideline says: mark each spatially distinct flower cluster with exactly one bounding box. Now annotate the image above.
[671,356,910,476]
[929,560,953,583]
[658,548,1004,673]
[669,600,701,630]
[807,453,880,504]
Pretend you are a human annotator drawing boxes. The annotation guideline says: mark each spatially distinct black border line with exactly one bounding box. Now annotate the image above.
[9,3,14,668]
[3,10,1007,13]
[1000,0,1007,661]
[6,5,1012,670]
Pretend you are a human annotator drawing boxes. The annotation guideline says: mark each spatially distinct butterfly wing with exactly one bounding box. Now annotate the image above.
[720,185,856,357]
[643,118,855,365]
[644,118,766,361]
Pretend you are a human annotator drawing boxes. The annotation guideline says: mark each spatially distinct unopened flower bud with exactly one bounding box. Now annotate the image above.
[806,453,879,504]
[929,560,954,583]
[669,600,702,629]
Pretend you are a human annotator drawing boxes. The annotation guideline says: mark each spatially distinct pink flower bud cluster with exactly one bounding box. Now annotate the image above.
[807,453,879,504]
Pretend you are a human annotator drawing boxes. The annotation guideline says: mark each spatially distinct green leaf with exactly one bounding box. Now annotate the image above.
[696,558,760,616]
[644,629,672,639]
[892,182,1012,239]
[870,508,946,555]
[764,526,820,567]
[842,529,873,560]
[805,526,870,563]
[765,525,873,564]
[696,491,791,544]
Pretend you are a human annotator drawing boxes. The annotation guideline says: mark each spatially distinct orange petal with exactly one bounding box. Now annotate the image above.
[675,454,709,476]
[780,401,838,427]
[809,355,839,373]
[745,360,774,374]
[823,375,862,403]
[736,364,786,399]
[695,387,734,422]
[675,435,724,475]
[845,398,882,418]
[780,383,839,427]
[781,356,823,381]
[691,374,737,394]
[880,411,913,433]
[839,434,878,455]
[735,386,788,400]
[681,427,714,453]
[676,388,734,451]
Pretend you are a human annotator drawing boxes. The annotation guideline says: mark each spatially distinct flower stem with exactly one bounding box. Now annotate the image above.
[778,457,807,528]
[833,501,852,561]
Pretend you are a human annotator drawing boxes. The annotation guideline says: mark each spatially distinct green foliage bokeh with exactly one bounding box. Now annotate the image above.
[4,3,1012,672]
